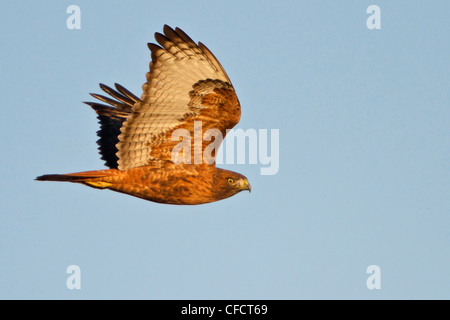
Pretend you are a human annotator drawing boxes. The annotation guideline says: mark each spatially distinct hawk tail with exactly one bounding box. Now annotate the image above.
[35,169,117,189]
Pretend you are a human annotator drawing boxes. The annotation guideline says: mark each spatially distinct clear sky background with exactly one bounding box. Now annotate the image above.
[1,1,449,299]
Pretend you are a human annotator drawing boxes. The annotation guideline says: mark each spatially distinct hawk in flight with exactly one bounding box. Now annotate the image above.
[36,25,251,205]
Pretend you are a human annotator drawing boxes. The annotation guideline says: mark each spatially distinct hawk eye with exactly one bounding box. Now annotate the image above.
[227,178,235,184]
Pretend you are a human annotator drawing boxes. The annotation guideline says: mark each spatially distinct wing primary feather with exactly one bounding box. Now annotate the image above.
[89,93,127,109]
[99,83,135,106]
[172,27,205,60]
[114,83,139,103]
[198,42,230,82]
[154,32,189,59]
[163,25,185,46]
[83,102,129,119]
[147,42,164,61]
[174,27,196,46]
[154,32,169,48]
[147,42,163,52]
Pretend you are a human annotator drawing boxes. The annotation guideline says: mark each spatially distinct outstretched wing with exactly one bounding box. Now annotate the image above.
[116,25,241,170]
[84,83,139,169]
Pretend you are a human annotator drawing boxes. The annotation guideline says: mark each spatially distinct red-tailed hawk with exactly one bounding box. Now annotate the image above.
[36,25,251,205]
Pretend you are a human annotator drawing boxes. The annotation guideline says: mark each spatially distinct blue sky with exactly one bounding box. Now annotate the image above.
[0,1,449,299]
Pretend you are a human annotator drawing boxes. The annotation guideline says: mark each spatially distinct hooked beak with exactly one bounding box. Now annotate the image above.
[240,179,251,193]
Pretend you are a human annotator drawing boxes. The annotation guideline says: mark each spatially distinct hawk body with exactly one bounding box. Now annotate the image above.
[36,25,251,205]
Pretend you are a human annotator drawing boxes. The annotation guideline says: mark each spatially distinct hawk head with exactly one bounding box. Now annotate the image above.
[213,169,251,201]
